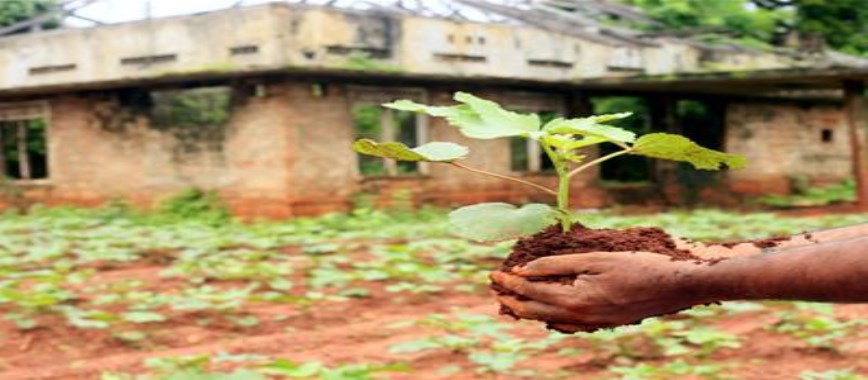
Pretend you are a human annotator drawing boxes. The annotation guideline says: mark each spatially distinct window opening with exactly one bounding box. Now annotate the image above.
[592,97,652,182]
[353,94,425,177]
[821,128,833,143]
[509,111,558,173]
[0,118,48,180]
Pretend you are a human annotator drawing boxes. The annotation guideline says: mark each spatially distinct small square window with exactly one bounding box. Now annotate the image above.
[821,129,833,143]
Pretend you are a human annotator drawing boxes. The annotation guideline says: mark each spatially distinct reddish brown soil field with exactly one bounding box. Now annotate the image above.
[2,259,867,379]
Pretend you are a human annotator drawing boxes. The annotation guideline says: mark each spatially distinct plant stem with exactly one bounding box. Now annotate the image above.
[541,143,572,232]
[449,162,557,196]
[568,148,633,178]
[556,168,571,232]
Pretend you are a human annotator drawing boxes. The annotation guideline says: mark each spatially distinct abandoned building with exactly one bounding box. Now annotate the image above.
[0,0,866,217]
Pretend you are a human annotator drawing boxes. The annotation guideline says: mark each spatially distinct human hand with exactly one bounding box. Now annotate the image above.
[490,251,712,333]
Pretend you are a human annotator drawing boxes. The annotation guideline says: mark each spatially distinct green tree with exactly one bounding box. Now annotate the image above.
[619,0,867,56]
[758,0,868,56]
[0,0,60,32]
[619,0,787,48]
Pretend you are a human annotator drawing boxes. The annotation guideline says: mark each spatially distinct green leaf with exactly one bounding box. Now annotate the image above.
[389,339,441,354]
[352,139,469,162]
[452,92,540,139]
[448,203,557,242]
[385,93,541,139]
[632,133,747,170]
[412,142,470,161]
[122,311,167,323]
[586,112,634,123]
[260,359,323,377]
[383,99,455,117]
[542,116,636,144]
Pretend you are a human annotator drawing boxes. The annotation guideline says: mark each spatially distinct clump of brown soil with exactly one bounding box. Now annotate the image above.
[493,223,706,333]
[501,224,701,271]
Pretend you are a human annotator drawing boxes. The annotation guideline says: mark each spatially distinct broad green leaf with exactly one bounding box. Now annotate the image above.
[540,134,574,149]
[632,133,747,170]
[452,92,541,139]
[449,203,557,242]
[412,142,470,161]
[383,99,456,117]
[386,93,541,139]
[566,136,609,150]
[352,139,468,162]
[542,117,636,144]
[586,112,633,123]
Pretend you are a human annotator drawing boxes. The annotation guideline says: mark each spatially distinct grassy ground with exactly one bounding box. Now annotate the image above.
[0,205,867,379]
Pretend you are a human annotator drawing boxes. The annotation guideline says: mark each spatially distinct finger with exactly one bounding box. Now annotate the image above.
[496,295,583,324]
[512,254,606,277]
[490,271,570,305]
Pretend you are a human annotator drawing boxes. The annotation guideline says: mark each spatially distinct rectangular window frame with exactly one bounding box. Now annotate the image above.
[0,101,50,184]
[350,86,429,177]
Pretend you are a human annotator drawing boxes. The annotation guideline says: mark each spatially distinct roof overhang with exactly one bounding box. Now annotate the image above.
[0,66,865,102]
[579,67,868,98]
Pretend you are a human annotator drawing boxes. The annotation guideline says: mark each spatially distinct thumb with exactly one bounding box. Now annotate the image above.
[511,253,605,277]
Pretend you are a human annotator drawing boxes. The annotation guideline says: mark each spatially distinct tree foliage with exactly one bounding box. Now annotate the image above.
[618,0,867,56]
[618,0,787,48]
[0,0,59,31]
[781,0,868,56]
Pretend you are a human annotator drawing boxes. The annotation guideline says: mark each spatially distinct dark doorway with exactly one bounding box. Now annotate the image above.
[673,99,726,206]
[591,96,652,183]
[677,99,725,150]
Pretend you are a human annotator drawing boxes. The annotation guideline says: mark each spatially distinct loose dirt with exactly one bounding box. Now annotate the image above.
[501,224,702,271]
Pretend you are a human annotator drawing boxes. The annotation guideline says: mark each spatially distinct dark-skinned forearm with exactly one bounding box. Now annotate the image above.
[692,223,868,257]
[693,236,868,303]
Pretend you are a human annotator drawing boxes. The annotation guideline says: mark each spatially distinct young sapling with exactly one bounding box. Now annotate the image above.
[353,92,746,242]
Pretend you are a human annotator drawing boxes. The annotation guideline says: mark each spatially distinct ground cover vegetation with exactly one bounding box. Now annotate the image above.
[0,193,866,378]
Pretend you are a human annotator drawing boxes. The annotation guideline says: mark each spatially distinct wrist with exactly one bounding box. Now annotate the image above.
[684,259,748,303]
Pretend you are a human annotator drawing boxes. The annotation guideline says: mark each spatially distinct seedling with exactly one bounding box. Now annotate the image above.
[353,92,745,241]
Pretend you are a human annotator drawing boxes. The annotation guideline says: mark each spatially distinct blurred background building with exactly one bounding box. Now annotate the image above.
[0,0,865,217]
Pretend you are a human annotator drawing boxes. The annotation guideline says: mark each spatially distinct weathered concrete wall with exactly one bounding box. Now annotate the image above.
[0,3,800,95]
[726,101,852,194]
[0,5,289,92]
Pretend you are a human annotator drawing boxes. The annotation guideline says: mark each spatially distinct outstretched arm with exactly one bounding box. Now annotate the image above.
[681,222,868,257]
[698,235,868,302]
[491,224,868,332]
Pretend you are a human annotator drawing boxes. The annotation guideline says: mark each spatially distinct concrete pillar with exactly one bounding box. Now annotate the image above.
[844,80,868,209]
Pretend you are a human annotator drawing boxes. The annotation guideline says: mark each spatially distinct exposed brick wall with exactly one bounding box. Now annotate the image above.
[284,82,358,215]
[726,101,852,195]
[21,84,297,218]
